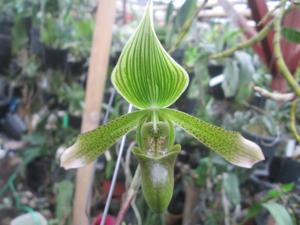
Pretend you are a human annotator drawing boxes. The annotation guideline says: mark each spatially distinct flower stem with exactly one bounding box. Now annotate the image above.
[115,167,141,225]
[210,19,274,59]
[273,0,300,97]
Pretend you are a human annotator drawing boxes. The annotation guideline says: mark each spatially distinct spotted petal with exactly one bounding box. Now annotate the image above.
[61,110,150,169]
[160,108,264,168]
[111,0,189,109]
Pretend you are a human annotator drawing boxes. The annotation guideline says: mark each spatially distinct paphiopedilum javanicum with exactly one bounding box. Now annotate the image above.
[61,0,264,213]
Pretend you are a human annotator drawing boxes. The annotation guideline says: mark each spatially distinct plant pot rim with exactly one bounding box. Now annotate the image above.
[241,126,280,142]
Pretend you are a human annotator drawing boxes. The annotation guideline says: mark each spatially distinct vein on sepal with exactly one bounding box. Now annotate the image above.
[111,0,189,109]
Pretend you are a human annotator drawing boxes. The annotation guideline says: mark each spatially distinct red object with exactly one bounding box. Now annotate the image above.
[221,0,300,92]
[102,180,125,198]
[218,0,266,61]
[247,1,300,92]
[92,214,117,225]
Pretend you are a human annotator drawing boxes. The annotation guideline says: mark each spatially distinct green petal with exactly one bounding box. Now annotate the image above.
[160,108,264,168]
[61,110,150,169]
[111,0,189,109]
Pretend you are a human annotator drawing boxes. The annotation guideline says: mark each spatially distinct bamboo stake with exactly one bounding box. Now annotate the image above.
[182,181,200,225]
[72,1,117,225]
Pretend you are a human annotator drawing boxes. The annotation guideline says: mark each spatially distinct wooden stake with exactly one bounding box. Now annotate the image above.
[72,1,117,225]
[182,181,200,225]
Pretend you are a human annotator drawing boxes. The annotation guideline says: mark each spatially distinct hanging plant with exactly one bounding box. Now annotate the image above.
[60,0,264,213]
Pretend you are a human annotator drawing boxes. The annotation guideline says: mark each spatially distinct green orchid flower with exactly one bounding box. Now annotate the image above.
[60,0,264,213]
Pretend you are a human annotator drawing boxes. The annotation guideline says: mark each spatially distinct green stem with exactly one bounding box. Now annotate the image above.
[273,0,300,97]
[290,100,300,142]
[210,19,274,59]
[115,167,141,225]
[168,0,208,54]
[257,1,284,27]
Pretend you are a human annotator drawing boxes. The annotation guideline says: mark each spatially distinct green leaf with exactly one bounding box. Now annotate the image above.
[234,51,255,102]
[222,59,239,98]
[262,202,294,225]
[267,183,295,199]
[282,27,300,44]
[174,0,197,29]
[111,0,189,109]
[281,183,295,192]
[165,1,174,24]
[61,110,150,169]
[166,0,197,47]
[223,173,241,205]
[243,203,263,222]
[55,180,74,221]
[159,108,264,168]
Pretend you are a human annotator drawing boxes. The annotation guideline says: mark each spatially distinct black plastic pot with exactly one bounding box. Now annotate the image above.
[173,73,199,114]
[208,74,225,100]
[109,51,121,67]
[207,64,225,100]
[179,143,208,169]
[29,27,43,56]
[168,188,185,215]
[42,92,59,109]
[22,17,32,37]
[208,64,224,77]
[43,47,68,70]
[0,98,10,118]
[0,76,9,96]
[269,157,300,183]
[0,113,27,139]
[67,60,86,75]
[241,128,280,163]
[0,76,10,117]
[171,49,185,65]
[174,98,198,114]
[26,156,52,194]
[0,21,12,73]
[69,115,82,129]
[250,93,266,109]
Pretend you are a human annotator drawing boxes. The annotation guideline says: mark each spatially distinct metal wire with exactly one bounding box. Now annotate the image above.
[100,104,133,225]
[84,88,117,220]
[103,88,117,123]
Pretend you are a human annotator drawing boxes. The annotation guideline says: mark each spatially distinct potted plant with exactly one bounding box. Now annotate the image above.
[0,76,10,118]
[66,18,94,75]
[0,17,12,73]
[41,15,70,70]
[60,0,264,214]
[242,115,280,163]
[57,82,85,129]
[269,156,300,183]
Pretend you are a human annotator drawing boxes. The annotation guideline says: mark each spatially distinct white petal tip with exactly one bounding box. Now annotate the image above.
[60,144,87,170]
[233,137,265,169]
[61,158,86,170]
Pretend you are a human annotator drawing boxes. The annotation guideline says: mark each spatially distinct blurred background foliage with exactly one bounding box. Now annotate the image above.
[0,0,300,225]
